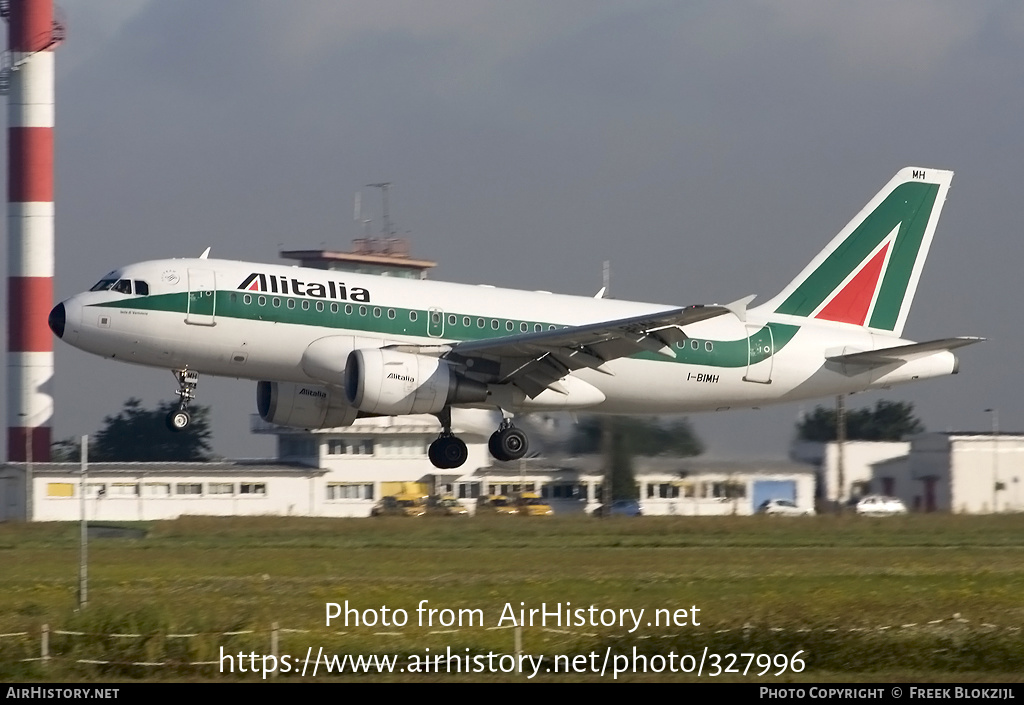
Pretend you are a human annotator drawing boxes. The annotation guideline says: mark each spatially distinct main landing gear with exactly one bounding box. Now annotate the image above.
[165,369,199,432]
[427,409,531,469]
[429,407,468,469]
[489,418,529,462]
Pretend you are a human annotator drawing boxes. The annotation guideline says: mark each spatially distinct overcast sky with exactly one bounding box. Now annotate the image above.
[5,1,1023,459]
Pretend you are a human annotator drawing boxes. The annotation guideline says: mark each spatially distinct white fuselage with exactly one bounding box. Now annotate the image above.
[53,257,958,417]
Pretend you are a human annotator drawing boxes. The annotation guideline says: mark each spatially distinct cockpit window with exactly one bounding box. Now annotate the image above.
[134,280,149,296]
[89,278,134,295]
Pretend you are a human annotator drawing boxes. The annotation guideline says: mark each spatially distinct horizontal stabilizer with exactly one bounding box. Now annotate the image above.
[826,336,984,367]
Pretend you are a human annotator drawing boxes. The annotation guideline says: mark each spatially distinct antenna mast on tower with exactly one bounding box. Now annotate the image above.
[366,182,393,237]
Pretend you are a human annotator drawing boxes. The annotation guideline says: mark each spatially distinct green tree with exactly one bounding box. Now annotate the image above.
[91,398,214,462]
[572,416,704,503]
[571,415,704,456]
[796,400,924,442]
[50,437,82,462]
[605,419,640,500]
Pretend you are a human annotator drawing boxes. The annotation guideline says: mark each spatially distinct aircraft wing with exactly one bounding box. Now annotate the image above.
[392,303,739,398]
[826,336,985,368]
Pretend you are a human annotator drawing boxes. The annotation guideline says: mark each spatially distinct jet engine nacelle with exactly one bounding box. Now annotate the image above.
[345,348,488,415]
[256,380,358,429]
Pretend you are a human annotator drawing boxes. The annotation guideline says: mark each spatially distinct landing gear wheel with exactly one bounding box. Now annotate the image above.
[429,435,468,469]
[167,369,199,433]
[166,410,191,432]
[489,427,529,462]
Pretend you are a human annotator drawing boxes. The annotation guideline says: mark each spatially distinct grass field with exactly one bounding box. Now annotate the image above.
[2,514,1023,682]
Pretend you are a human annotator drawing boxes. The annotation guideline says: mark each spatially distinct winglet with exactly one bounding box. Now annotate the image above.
[594,287,606,299]
[724,295,756,323]
[199,247,211,260]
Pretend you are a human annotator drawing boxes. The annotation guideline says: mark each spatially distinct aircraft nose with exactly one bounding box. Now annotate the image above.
[48,302,66,339]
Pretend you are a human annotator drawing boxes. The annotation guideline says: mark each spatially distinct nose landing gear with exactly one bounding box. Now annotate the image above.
[165,369,199,432]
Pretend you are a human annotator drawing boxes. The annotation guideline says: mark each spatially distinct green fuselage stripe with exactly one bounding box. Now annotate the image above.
[93,292,799,369]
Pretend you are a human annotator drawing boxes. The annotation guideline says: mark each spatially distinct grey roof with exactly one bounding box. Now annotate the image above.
[0,460,325,477]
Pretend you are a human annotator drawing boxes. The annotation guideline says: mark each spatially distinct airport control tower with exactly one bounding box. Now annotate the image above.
[280,237,436,280]
[280,182,436,278]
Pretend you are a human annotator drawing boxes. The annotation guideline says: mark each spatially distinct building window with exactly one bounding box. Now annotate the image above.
[143,483,170,497]
[107,483,139,496]
[240,483,266,495]
[377,438,426,457]
[547,483,582,499]
[208,483,234,495]
[47,482,74,497]
[457,482,482,499]
[327,439,375,456]
[175,483,202,496]
[326,483,374,500]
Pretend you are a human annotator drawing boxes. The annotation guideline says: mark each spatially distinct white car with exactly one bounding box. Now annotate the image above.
[757,498,815,516]
[855,495,907,516]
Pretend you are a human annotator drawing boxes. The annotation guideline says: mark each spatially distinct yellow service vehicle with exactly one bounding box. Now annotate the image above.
[425,496,469,516]
[515,492,553,516]
[370,494,427,517]
[474,495,520,516]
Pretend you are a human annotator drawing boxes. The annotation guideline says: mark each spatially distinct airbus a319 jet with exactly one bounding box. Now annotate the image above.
[49,167,981,469]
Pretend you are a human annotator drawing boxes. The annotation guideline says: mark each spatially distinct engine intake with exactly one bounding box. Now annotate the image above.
[257,381,358,429]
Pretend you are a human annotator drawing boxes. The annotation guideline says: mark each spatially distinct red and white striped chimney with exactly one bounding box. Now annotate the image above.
[6,0,58,462]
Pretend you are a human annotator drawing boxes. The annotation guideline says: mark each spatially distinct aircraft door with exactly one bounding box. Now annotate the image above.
[186,269,217,326]
[743,325,773,384]
[427,308,444,337]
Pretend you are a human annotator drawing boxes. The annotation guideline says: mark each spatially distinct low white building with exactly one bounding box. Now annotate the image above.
[791,440,909,503]
[0,461,324,522]
[3,411,814,521]
[480,456,816,516]
[876,432,1024,514]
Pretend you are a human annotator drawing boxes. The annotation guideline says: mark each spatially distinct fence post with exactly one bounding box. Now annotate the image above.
[271,622,279,679]
[41,623,49,666]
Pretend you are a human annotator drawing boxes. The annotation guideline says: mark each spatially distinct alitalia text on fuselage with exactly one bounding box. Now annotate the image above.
[238,272,371,302]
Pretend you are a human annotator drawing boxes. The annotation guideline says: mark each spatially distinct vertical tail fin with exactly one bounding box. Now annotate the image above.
[759,167,953,337]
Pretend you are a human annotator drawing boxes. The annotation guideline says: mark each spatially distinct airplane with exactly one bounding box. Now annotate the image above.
[48,167,981,469]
